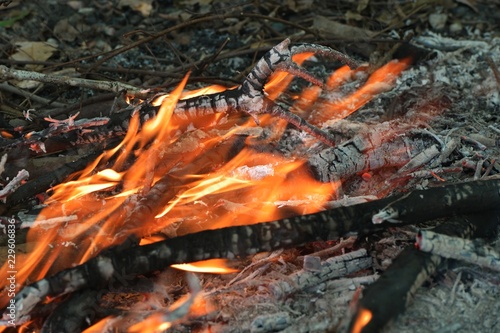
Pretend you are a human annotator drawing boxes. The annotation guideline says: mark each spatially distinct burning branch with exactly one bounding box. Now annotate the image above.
[173,38,359,146]
[4,179,499,324]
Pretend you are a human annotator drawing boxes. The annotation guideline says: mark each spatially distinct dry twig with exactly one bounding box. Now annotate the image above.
[0,65,143,95]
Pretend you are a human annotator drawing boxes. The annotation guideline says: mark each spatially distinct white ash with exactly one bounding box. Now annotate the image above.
[231,164,275,180]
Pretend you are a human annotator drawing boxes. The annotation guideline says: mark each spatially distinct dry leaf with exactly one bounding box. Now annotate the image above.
[118,0,153,16]
[9,41,57,88]
[66,1,84,10]
[10,41,57,65]
[356,0,369,12]
[455,0,478,13]
[286,0,313,12]
[313,16,374,40]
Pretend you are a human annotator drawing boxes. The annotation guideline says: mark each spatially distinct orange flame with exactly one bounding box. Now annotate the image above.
[351,307,373,333]
[0,50,411,332]
[172,259,238,274]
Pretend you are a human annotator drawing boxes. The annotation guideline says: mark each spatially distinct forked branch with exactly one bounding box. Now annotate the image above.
[173,38,359,146]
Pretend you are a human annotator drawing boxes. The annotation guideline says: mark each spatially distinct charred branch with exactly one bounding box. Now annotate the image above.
[173,39,358,146]
[4,178,500,324]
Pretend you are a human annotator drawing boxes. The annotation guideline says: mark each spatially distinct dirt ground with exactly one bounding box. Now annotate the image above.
[1,1,500,333]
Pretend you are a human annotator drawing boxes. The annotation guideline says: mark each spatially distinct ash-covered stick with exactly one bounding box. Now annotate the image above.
[0,169,29,202]
[416,229,500,271]
[268,248,372,299]
[4,179,500,323]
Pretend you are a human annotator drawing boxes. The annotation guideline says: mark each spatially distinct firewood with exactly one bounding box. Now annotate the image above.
[173,38,358,146]
[268,248,372,299]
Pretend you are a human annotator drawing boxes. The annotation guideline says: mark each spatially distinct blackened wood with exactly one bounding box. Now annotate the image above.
[6,179,500,322]
[5,152,101,206]
[347,209,500,333]
[40,290,98,333]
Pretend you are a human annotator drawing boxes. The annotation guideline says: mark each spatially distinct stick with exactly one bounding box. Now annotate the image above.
[345,209,500,333]
[416,230,500,272]
[0,65,143,95]
[268,248,371,299]
[0,169,29,203]
[173,39,359,147]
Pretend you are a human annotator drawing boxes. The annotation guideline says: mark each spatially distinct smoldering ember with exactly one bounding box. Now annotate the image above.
[0,2,499,333]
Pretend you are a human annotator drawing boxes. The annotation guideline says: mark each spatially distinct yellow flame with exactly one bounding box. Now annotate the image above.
[171,259,239,274]
[0,51,412,329]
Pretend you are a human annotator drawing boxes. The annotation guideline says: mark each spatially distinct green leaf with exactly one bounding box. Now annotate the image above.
[0,10,30,28]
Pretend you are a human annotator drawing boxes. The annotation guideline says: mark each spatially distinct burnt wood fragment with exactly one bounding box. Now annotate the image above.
[4,179,500,324]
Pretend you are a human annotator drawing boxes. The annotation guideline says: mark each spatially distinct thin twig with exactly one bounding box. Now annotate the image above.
[0,65,143,96]
[0,82,67,108]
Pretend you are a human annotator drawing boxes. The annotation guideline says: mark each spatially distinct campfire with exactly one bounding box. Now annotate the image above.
[1,37,499,333]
